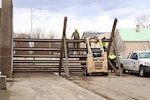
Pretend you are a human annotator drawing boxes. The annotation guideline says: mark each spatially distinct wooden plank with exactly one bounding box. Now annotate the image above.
[59,16,67,76]
[13,60,60,63]
[66,39,84,43]
[64,34,70,79]
[13,38,87,43]
[13,48,61,51]
[107,18,118,55]
[67,48,87,51]
[13,55,60,58]
[13,69,82,72]
[113,37,122,76]
[13,65,59,68]
[106,18,122,76]
[13,38,62,42]
[66,39,109,43]
[13,60,86,63]
[69,55,86,58]
[108,59,120,75]
[13,65,84,68]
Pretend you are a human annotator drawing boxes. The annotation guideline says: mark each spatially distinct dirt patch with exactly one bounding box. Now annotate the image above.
[70,72,150,100]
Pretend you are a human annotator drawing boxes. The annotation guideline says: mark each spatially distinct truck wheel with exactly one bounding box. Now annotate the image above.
[121,64,126,74]
[140,67,145,77]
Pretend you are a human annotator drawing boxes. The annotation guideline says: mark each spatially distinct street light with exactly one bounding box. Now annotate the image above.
[31,8,42,37]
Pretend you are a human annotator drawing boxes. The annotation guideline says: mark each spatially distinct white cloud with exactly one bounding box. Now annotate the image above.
[12,8,136,38]
[12,0,150,39]
[13,8,31,33]
[118,18,135,28]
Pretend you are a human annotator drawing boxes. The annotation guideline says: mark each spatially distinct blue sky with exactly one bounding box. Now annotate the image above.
[5,0,150,37]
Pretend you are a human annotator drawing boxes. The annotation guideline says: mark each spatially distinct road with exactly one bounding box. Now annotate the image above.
[70,73,150,100]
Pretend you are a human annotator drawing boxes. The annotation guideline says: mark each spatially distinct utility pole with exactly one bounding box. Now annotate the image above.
[31,8,42,38]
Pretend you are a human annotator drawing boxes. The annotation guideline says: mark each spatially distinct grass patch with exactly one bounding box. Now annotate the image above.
[6,91,10,100]
[0,89,10,100]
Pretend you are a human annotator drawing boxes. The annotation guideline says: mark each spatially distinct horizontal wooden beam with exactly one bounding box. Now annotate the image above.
[13,47,61,51]
[13,60,86,63]
[13,38,110,43]
[13,55,60,58]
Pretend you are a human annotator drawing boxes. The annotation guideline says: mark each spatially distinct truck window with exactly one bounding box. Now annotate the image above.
[130,53,138,59]
[139,52,150,58]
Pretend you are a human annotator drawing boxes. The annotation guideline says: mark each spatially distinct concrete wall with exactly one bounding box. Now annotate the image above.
[0,0,13,77]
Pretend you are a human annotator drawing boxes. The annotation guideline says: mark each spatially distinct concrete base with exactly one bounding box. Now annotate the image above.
[0,75,6,89]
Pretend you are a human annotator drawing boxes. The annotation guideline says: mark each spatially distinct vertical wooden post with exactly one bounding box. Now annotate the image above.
[114,34,122,76]
[107,18,117,55]
[59,17,67,75]
[107,18,122,76]
[108,60,120,75]
[63,38,70,79]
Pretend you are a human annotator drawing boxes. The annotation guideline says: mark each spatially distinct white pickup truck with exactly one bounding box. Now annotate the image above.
[120,51,150,77]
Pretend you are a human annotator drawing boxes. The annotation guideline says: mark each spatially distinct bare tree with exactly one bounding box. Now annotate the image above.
[32,27,44,38]
[47,29,59,39]
[110,30,127,58]
[136,14,150,51]
[31,28,61,39]
[14,27,62,39]
[136,13,150,28]
[14,32,31,38]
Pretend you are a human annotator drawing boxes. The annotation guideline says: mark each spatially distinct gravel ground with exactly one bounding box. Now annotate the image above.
[70,72,150,100]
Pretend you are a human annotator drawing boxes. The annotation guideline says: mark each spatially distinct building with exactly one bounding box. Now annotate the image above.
[81,31,110,48]
[81,31,100,39]
[116,25,150,58]
[82,31,110,38]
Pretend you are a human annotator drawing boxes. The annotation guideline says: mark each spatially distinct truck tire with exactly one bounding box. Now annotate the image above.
[140,66,145,77]
[121,64,126,74]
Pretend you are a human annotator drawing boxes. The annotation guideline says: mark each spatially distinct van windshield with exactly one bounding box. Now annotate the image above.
[139,52,150,58]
